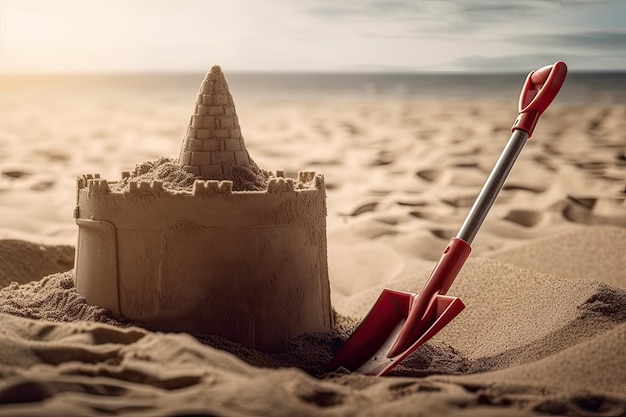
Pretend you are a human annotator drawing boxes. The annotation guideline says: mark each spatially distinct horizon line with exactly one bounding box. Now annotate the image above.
[1,68,625,76]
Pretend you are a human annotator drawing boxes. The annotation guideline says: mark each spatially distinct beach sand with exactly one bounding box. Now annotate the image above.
[0,75,624,416]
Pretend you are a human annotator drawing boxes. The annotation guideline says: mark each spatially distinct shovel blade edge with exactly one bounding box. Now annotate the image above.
[327,289,413,372]
[377,295,465,376]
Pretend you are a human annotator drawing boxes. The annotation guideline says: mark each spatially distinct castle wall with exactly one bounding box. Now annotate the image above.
[74,173,333,351]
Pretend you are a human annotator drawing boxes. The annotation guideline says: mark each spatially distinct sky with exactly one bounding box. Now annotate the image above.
[0,0,625,73]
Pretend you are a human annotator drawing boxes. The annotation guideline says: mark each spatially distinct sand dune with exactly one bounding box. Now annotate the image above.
[486,226,626,287]
[0,76,625,416]
[0,240,74,289]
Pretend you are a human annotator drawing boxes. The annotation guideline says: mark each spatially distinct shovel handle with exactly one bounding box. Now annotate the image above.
[458,62,567,245]
[512,61,567,137]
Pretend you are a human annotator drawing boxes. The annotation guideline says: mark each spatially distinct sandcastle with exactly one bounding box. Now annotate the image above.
[73,66,333,351]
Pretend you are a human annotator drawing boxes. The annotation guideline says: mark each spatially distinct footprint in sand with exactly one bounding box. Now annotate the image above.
[448,169,488,187]
[340,121,362,136]
[532,155,558,172]
[563,196,626,226]
[534,394,626,417]
[453,162,480,168]
[298,388,346,408]
[348,202,379,216]
[430,229,456,240]
[396,200,428,207]
[441,196,476,208]
[409,210,458,224]
[30,180,56,191]
[567,196,596,210]
[409,210,432,220]
[1,170,31,179]
[366,150,395,166]
[562,196,596,225]
[30,149,71,163]
[502,183,548,194]
[307,158,342,166]
[415,169,441,182]
[503,209,545,228]
[587,108,611,133]
[85,326,146,345]
[575,161,608,171]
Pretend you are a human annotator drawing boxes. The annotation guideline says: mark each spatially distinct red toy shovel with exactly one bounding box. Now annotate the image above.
[327,61,568,376]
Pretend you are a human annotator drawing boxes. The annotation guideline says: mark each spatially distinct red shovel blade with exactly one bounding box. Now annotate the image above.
[368,295,465,376]
[327,289,465,376]
[327,289,412,373]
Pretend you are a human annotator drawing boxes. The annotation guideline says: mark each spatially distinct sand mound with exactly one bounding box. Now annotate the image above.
[0,240,73,289]
[486,225,626,287]
[0,271,352,377]
[109,157,198,192]
[108,156,271,193]
[0,273,119,325]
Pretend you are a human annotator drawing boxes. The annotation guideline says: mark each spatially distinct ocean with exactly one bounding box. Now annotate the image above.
[0,71,625,104]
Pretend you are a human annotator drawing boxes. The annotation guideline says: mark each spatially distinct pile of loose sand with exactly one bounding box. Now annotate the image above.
[108,156,271,193]
[110,157,198,192]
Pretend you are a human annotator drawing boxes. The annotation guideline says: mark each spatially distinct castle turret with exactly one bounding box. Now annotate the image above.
[178,65,267,190]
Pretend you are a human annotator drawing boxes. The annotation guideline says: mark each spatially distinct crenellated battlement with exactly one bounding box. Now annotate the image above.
[76,173,101,190]
[77,170,323,199]
[127,180,165,195]
[192,179,233,195]
[267,177,295,193]
[297,170,324,190]
[75,168,326,231]
[87,179,111,194]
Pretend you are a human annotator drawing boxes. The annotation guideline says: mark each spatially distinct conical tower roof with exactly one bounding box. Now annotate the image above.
[178,66,267,190]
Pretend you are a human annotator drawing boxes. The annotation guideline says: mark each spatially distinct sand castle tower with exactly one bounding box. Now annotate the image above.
[178,66,266,190]
[73,67,333,351]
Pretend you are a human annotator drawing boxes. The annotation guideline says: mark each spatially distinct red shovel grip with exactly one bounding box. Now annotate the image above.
[512,61,567,137]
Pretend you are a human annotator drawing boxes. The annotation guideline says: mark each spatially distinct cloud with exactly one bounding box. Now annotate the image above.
[306,1,428,19]
[517,31,626,51]
[300,0,626,71]
[304,1,612,23]
[303,0,619,40]
[454,54,562,71]
[453,52,626,72]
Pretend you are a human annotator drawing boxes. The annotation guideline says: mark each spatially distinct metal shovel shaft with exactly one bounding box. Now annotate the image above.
[457,129,529,244]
